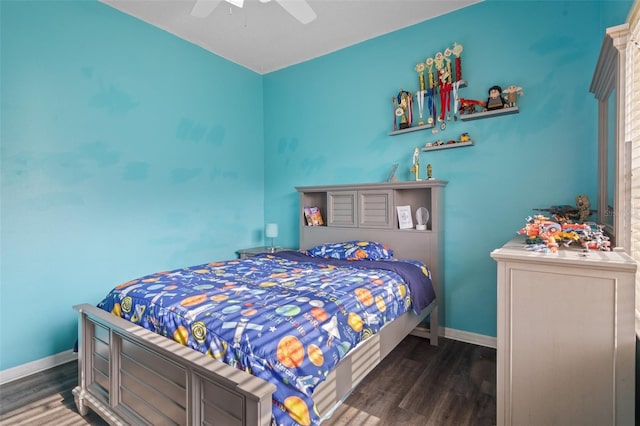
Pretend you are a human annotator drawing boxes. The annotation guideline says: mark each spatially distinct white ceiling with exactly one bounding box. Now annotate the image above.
[100,0,481,74]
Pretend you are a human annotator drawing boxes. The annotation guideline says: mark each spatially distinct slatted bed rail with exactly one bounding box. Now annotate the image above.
[73,303,276,426]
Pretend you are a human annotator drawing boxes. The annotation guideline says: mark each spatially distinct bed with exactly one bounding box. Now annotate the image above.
[73,181,445,426]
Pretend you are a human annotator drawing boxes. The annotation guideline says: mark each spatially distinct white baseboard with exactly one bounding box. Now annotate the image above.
[411,325,496,349]
[0,349,77,386]
[443,327,496,348]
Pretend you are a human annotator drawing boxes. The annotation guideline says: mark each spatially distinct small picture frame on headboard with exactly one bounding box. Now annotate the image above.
[386,163,399,182]
[397,205,413,229]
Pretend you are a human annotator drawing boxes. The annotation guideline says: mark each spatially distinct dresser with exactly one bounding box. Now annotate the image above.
[491,237,636,426]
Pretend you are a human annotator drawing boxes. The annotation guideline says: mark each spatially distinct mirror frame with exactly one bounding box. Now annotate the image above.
[590,23,630,251]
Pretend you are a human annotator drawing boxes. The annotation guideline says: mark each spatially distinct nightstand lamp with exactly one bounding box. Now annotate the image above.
[265,223,278,253]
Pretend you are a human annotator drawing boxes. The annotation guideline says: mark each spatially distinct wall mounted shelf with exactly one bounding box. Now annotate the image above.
[421,140,474,152]
[388,123,434,136]
[459,106,519,121]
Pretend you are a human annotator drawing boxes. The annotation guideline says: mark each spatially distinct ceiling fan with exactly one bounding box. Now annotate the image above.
[191,0,317,24]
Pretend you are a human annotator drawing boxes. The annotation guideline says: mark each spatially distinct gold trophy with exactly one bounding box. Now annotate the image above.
[415,63,426,125]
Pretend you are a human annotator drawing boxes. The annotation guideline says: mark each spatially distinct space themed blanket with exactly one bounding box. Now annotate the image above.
[97,252,434,426]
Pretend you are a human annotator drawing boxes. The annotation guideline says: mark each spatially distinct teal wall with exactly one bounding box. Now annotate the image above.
[1,0,632,370]
[263,0,632,337]
[1,1,264,370]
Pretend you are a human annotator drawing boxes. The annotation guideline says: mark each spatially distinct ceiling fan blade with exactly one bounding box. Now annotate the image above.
[191,0,223,18]
[274,0,317,24]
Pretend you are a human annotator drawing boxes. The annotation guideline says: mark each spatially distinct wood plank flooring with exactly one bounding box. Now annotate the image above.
[0,336,496,425]
[324,336,496,425]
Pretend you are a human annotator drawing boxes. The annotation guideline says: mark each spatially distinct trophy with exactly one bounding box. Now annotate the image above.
[415,62,426,125]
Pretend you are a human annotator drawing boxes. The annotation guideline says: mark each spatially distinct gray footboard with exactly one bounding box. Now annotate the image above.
[73,300,436,425]
[73,304,275,426]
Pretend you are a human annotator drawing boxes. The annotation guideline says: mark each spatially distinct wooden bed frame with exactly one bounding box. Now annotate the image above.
[73,180,445,425]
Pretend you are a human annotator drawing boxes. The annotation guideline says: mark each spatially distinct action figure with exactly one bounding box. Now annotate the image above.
[485,85,506,110]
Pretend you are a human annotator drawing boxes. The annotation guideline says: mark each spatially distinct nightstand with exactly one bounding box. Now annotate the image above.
[236,246,294,259]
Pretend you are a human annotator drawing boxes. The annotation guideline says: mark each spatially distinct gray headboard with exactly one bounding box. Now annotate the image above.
[295,181,446,302]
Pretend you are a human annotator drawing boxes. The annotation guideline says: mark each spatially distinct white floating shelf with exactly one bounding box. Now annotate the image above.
[459,106,519,121]
[388,123,434,136]
[421,140,474,152]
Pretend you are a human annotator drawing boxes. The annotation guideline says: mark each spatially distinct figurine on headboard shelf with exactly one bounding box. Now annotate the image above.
[485,85,507,111]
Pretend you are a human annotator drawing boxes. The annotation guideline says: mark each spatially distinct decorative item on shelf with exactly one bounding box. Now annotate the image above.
[451,42,464,121]
[422,133,473,151]
[415,62,426,125]
[392,97,397,131]
[265,223,278,253]
[444,48,453,86]
[486,85,507,110]
[434,52,451,127]
[502,85,524,107]
[457,98,484,115]
[425,57,436,125]
[452,79,462,121]
[394,88,413,130]
[426,164,433,180]
[397,205,413,229]
[452,42,464,82]
[386,163,399,182]
[410,147,420,181]
[415,207,430,230]
[390,41,477,134]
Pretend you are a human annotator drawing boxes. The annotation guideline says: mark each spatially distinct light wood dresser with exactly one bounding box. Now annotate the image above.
[491,236,636,426]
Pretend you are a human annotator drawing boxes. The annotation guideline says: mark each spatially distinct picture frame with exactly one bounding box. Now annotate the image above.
[396,205,413,229]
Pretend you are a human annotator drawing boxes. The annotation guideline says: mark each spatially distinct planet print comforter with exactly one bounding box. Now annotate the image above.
[97,251,434,426]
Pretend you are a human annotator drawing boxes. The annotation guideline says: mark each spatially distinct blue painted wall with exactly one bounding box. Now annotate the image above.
[1,0,632,370]
[1,1,264,370]
[263,0,632,337]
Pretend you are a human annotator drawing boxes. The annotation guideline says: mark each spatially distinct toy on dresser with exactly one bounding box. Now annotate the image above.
[518,195,610,253]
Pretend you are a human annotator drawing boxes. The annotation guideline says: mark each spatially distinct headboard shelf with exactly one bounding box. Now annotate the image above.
[296,180,446,321]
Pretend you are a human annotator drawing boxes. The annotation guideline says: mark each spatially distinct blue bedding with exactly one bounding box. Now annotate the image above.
[97,252,434,426]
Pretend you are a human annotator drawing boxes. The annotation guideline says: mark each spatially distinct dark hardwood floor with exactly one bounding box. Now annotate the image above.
[0,336,496,425]
[325,336,496,425]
